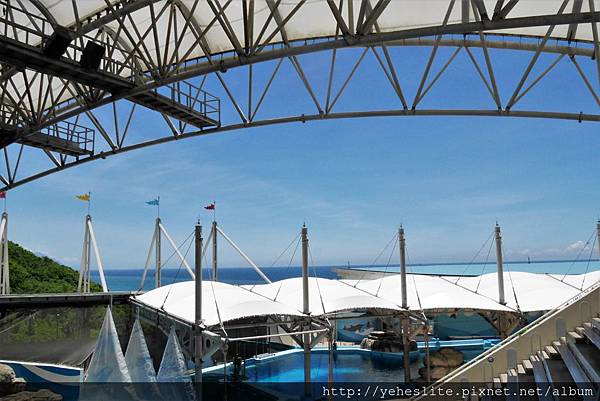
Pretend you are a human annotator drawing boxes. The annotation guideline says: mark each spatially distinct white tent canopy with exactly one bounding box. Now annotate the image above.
[244,277,405,315]
[347,271,600,313]
[459,271,600,312]
[135,280,305,328]
[134,271,600,329]
[345,273,515,313]
[6,0,600,108]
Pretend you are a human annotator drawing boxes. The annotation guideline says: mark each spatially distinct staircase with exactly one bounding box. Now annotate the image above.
[485,318,600,401]
[413,282,600,401]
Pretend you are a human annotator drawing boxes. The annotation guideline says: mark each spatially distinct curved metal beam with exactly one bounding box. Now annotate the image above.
[37,28,600,132]
[4,108,599,191]
[28,0,58,28]
[387,38,595,57]
[71,0,158,35]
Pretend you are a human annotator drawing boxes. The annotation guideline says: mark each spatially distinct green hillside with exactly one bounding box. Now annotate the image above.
[7,241,101,294]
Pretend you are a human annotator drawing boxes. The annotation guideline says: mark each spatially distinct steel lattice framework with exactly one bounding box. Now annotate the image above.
[0,0,599,190]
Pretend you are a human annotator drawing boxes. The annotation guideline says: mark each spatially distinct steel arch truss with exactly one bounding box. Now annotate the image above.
[0,0,599,190]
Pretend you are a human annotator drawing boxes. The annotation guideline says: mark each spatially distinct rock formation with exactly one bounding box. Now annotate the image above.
[360,331,417,353]
[419,347,465,381]
[0,364,63,401]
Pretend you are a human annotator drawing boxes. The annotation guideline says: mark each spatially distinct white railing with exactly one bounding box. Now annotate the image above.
[413,279,600,397]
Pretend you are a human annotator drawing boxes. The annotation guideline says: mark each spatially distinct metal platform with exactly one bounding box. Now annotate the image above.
[17,121,95,156]
[0,291,139,309]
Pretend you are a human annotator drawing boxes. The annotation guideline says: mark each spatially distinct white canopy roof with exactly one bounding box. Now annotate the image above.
[344,274,515,313]
[8,1,599,109]
[134,271,600,329]
[243,277,404,315]
[347,271,600,313]
[134,280,305,328]
[458,270,600,312]
[33,1,600,54]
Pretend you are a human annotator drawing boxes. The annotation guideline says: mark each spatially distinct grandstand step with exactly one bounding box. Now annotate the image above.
[522,359,534,374]
[556,339,593,386]
[565,337,600,383]
[538,350,581,401]
[516,364,526,375]
[583,323,600,349]
[566,331,586,344]
[530,355,548,383]
[544,345,560,360]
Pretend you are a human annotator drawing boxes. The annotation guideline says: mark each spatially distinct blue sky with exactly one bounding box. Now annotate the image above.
[6,45,600,269]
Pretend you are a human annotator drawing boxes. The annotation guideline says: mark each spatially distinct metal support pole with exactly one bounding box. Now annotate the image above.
[76,215,108,293]
[0,213,8,295]
[139,222,158,290]
[212,221,218,281]
[215,226,271,283]
[85,222,91,293]
[158,221,195,278]
[596,220,600,259]
[301,224,311,396]
[156,217,162,288]
[87,216,108,292]
[194,223,203,395]
[327,332,334,401]
[495,223,506,305]
[399,226,411,383]
[399,227,408,309]
[78,215,91,293]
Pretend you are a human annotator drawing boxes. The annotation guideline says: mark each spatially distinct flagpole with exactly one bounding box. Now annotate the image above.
[157,195,160,218]
[213,200,216,222]
[87,192,91,215]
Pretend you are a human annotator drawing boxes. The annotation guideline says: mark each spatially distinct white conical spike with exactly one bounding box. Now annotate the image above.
[85,307,131,382]
[125,318,156,382]
[157,327,189,382]
[157,326,195,400]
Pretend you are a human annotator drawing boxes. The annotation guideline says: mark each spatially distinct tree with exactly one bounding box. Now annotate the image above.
[7,241,102,294]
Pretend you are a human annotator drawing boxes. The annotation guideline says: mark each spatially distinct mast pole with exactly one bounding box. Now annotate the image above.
[87,215,107,292]
[156,217,162,288]
[194,222,203,395]
[212,221,218,281]
[596,219,600,261]
[495,223,506,305]
[78,215,91,293]
[399,226,411,383]
[0,212,8,295]
[301,224,311,396]
[85,217,92,292]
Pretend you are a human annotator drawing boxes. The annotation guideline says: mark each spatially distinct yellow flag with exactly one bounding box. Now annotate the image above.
[76,193,90,202]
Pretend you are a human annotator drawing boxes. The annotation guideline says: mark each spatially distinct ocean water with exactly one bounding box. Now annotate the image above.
[93,260,599,292]
[94,266,338,291]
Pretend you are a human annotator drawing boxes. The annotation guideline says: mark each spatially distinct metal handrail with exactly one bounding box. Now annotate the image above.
[423,278,600,390]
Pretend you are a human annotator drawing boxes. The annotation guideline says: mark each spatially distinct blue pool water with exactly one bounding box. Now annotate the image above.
[240,349,412,383]
[205,340,500,384]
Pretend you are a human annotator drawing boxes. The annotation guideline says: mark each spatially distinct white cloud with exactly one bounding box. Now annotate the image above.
[508,239,591,261]
[566,240,586,253]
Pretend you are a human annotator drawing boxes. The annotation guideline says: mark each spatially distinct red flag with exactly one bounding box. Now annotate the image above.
[204,203,215,210]
[0,192,5,199]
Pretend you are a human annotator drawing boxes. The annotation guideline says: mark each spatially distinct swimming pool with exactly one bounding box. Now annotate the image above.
[233,348,416,383]
[203,338,499,383]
